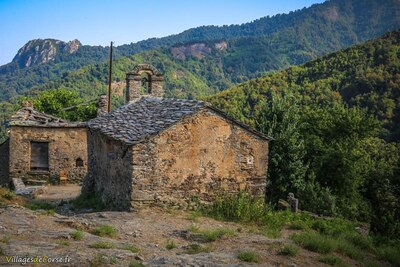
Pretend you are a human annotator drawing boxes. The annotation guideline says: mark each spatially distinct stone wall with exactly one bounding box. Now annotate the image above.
[0,139,10,187]
[130,109,269,208]
[83,129,133,210]
[9,126,87,184]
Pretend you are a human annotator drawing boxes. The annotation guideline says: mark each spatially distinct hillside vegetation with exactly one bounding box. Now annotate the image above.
[207,30,400,238]
[0,0,399,101]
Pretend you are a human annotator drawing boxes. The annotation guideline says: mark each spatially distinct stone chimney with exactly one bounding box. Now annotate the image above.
[97,94,108,116]
[126,64,164,102]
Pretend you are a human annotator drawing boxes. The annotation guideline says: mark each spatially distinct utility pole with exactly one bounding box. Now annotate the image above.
[107,41,113,112]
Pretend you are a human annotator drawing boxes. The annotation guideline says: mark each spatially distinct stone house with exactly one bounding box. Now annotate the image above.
[0,102,87,186]
[82,64,271,210]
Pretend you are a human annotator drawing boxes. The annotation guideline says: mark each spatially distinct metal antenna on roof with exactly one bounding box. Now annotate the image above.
[107,41,114,112]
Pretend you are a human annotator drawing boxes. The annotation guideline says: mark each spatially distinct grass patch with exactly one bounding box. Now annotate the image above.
[166,239,178,250]
[91,224,117,237]
[24,201,56,215]
[71,230,84,240]
[57,240,71,246]
[186,243,213,254]
[89,241,115,249]
[122,244,140,253]
[188,225,235,242]
[279,244,299,256]
[377,245,400,266]
[318,255,344,265]
[73,193,105,211]
[187,210,202,222]
[129,260,145,267]
[89,253,107,267]
[0,247,4,256]
[336,240,363,260]
[291,232,337,254]
[237,250,260,263]
[0,236,11,244]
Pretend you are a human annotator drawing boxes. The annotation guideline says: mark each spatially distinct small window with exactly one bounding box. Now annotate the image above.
[30,142,49,171]
[76,157,84,167]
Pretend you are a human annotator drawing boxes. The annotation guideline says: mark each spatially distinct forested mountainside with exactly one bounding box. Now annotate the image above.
[0,0,399,101]
[206,30,400,237]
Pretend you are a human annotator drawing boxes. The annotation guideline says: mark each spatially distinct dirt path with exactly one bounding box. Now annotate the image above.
[0,199,335,267]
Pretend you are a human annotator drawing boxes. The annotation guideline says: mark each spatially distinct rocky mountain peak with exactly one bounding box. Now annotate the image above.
[12,39,82,68]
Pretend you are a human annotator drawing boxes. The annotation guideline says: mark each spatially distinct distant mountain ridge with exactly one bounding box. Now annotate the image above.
[12,39,82,68]
[0,0,400,101]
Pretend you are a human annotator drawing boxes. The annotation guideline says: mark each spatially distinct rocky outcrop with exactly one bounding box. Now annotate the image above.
[12,39,82,68]
[170,43,212,60]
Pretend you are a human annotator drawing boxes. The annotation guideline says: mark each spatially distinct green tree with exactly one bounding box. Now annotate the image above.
[32,88,96,121]
[255,92,307,203]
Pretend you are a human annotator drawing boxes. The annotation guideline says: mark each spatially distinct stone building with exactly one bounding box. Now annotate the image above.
[0,102,88,186]
[83,64,271,210]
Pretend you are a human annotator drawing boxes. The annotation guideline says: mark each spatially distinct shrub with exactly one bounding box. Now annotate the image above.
[188,226,235,242]
[73,193,105,211]
[377,245,400,266]
[71,230,84,240]
[318,255,344,265]
[186,243,213,254]
[204,192,267,223]
[237,250,260,263]
[91,225,117,237]
[24,201,56,214]
[279,244,299,256]
[166,239,178,250]
[89,241,114,249]
[129,260,145,267]
[291,232,337,254]
[122,244,140,253]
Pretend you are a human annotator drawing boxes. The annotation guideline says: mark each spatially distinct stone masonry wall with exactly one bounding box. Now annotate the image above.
[9,126,87,184]
[0,139,10,187]
[83,129,133,210]
[130,110,269,208]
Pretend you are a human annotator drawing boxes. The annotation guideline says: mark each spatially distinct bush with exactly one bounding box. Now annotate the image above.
[237,250,260,263]
[204,192,267,223]
[71,230,84,240]
[279,244,299,256]
[377,245,400,266]
[291,232,337,254]
[298,183,337,217]
[122,244,140,253]
[166,239,178,250]
[73,193,105,211]
[91,225,117,237]
[318,255,344,265]
[89,241,114,249]
[186,243,213,254]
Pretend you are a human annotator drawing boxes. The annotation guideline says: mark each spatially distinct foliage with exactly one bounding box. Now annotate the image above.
[256,92,307,204]
[237,250,261,263]
[122,244,140,253]
[204,192,268,223]
[71,230,84,240]
[318,255,344,266]
[72,193,105,212]
[208,30,400,236]
[279,244,299,256]
[291,232,337,254]
[91,225,117,238]
[166,239,178,250]
[185,243,213,254]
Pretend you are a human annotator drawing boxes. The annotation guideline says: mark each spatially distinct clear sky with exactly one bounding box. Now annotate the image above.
[0,0,325,66]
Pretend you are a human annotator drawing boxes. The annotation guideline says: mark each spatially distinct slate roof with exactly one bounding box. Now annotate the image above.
[10,107,85,127]
[88,97,271,145]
